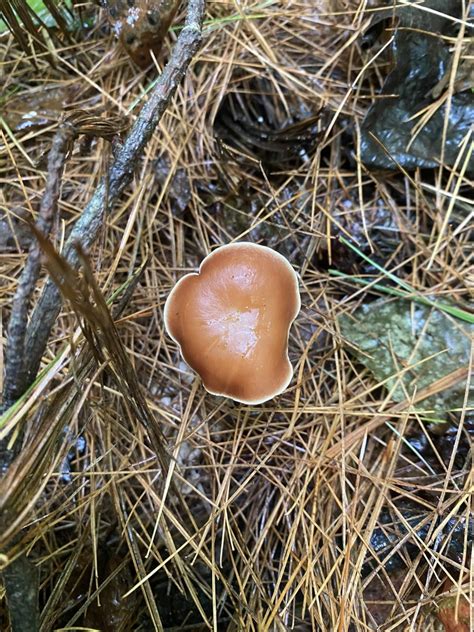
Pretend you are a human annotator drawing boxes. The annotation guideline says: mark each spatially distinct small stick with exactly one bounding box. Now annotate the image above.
[0,3,206,631]
[25,0,205,391]
[1,124,75,415]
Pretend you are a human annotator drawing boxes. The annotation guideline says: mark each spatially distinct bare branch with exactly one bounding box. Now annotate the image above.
[25,0,205,390]
[0,3,205,630]
[2,123,74,413]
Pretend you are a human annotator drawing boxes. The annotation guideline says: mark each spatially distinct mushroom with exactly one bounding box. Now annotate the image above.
[164,242,301,404]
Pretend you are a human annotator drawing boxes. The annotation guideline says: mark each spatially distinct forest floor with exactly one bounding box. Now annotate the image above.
[0,1,473,630]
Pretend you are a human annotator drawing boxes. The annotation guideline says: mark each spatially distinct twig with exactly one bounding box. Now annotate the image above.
[0,2,205,630]
[1,111,129,452]
[25,0,205,390]
[1,124,74,416]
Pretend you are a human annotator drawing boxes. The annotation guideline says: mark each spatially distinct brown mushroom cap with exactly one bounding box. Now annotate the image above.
[164,242,301,404]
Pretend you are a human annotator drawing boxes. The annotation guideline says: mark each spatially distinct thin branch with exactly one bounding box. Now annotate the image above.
[24,0,205,391]
[1,124,75,414]
[0,4,205,631]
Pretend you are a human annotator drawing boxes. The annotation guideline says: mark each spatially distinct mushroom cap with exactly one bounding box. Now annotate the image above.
[164,242,301,404]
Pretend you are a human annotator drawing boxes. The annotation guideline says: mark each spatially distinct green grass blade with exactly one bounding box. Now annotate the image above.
[337,237,474,325]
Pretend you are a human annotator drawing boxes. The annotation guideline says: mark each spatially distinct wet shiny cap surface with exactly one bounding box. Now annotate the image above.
[164,242,301,404]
